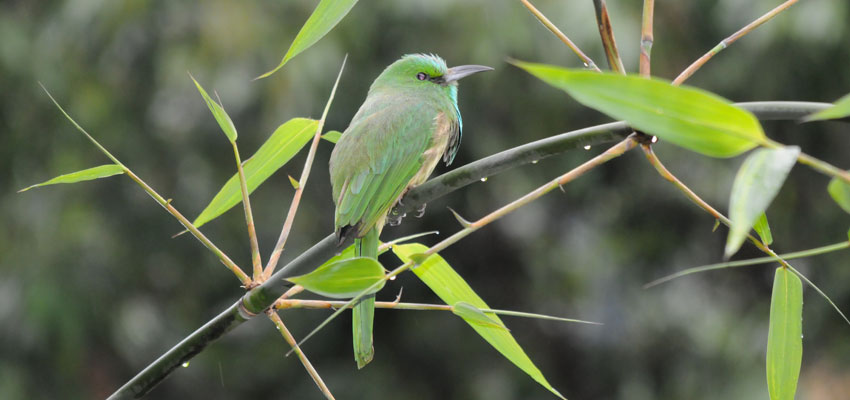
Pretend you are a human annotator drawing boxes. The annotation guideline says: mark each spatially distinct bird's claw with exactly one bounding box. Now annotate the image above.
[414,203,427,218]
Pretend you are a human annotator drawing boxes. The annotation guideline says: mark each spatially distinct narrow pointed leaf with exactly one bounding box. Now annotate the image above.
[766,267,803,400]
[513,60,767,157]
[804,93,850,121]
[827,176,850,214]
[256,0,358,79]
[288,257,385,299]
[726,146,800,257]
[754,213,774,245]
[18,164,124,192]
[190,75,237,142]
[321,130,342,144]
[193,118,317,227]
[393,243,564,399]
[288,175,300,189]
[452,302,509,330]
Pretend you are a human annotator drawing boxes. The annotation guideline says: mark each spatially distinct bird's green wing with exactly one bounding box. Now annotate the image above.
[330,96,437,236]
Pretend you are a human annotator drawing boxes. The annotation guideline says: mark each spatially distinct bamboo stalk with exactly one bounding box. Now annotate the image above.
[262,56,347,281]
[591,0,626,74]
[266,311,335,400]
[639,0,655,77]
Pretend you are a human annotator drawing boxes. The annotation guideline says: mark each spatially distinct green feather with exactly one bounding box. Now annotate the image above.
[329,54,489,368]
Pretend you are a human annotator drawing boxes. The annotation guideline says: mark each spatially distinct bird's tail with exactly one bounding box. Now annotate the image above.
[352,228,378,368]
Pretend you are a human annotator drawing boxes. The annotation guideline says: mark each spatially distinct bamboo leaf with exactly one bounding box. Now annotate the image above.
[512,60,767,157]
[288,257,385,299]
[766,267,803,400]
[256,0,358,79]
[804,93,850,121]
[193,118,317,227]
[452,302,509,330]
[18,164,124,192]
[288,175,300,190]
[393,243,564,399]
[189,74,237,142]
[726,146,800,257]
[754,213,774,245]
[321,130,342,144]
[827,176,850,214]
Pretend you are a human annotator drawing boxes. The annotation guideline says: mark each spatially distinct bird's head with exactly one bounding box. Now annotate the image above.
[370,54,492,94]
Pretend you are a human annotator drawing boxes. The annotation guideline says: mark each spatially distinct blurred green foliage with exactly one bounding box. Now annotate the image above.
[2,1,850,399]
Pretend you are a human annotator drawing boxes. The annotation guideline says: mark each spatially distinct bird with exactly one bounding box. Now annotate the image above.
[329,54,492,368]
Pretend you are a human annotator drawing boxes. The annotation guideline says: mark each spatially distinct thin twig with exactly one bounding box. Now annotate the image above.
[262,55,347,281]
[639,0,655,77]
[274,299,602,325]
[645,241,850,288]
[640,145,850,325]
[39,84,251,286]
[591,0,626,74]
[266,311,335,400]
[672,0,798,85]
[520,0,601,72]
[289,136,639,352]
[231,141,263,283]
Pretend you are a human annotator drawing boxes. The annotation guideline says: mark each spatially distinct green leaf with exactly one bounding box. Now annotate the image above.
[452,302,509,330]
[288,257,385,299]
[766,267,803,400]
[754,213,774,245]
[393,243,564,399]
[288,175,300,190]
[512,60,767,157]
[18,164,124,192]
[321,130,342,144]
[804,93,850,121]
[193,118,317,227]
[827,176,850,214]
[256,0,358,79]
[726,146,800,257]
[190,74,237,142]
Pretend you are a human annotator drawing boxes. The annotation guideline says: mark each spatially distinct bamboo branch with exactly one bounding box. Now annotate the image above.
[591,0,626,74]
[672,0,798,85]
[266,311,335,400]
[262,56,347,281]
[107,101,834,399]
[40,84,252,286]
[639,0,655,77]
[520,0,601,72]
[640,145,850,324]
[288,136,639,352]
[231,141,263,283]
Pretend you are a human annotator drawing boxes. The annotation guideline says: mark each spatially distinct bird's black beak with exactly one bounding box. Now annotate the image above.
[444,65,494,83]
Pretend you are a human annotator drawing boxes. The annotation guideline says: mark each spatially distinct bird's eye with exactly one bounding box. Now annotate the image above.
[416,72,428,81]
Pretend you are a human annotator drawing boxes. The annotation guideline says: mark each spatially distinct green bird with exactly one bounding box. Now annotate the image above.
[329,54,491,368]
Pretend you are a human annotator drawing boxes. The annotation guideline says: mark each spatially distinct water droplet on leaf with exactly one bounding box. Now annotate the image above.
[583,145,591,150]
[531,160,539,164]
[480,177,488,182]
[182,362,190,368]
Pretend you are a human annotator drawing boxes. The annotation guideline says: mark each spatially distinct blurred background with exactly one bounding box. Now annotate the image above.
[2,0,850,399]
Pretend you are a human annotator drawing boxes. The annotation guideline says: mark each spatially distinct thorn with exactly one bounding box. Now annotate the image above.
[392,287,404,305]
[712,219,720,232]
[558,184,566,193]
[166,198,173,205]
[447,207,472,228]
